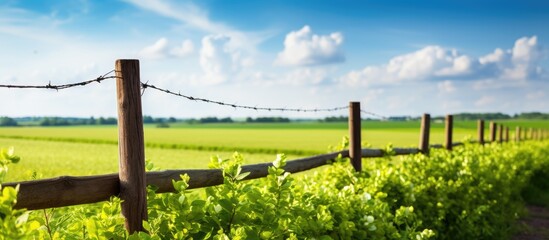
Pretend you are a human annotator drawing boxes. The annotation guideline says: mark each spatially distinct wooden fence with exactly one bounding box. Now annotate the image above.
[2,59,549,233]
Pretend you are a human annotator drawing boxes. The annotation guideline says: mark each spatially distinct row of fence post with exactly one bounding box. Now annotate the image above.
[347,104,548,172]
[114,60,547,233]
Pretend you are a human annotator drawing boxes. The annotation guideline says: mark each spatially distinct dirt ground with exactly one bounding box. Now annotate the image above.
[513,205,549,240]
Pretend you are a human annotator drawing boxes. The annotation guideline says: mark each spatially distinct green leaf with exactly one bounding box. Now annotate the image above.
[235,171,250,181]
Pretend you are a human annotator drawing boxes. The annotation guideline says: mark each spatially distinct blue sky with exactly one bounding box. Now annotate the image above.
[1,0,548,118]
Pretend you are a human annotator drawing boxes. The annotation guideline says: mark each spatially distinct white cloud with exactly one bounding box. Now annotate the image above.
[386,46,472,79]
[196,35,246,85]
[139,38,169,59]
[122,0,269,54]
[478,36,543,81]
[340,36,544,87]
[139,38,194,59]
[340,46,475,86]
[275,25,345,66]
[512,36,541,63]
[170,39,194,57]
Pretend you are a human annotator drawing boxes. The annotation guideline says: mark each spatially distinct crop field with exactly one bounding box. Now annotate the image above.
[0,119,545,182]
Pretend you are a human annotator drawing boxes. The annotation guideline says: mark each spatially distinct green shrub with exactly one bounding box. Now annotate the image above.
[3,140,549,239]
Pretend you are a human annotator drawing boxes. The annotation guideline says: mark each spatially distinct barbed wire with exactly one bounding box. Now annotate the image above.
[0,70,387,118]
[141,82,349,113]
[141,82,387,119]
[361,110,387,120]
[0,70,116,90]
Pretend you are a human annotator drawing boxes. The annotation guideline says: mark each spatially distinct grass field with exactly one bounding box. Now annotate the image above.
[1,119,546,182]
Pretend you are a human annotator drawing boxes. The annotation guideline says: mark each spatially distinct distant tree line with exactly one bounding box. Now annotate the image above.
[434,112,549,121]
[246,117,290,123]
[143,116,178,124]
[185,117,290,124]
[320,116,348,122]
[1,112,548,127]
[0,116,118,126]
[0,117,17,126]
[185,117,234,124]
[39,117,117,126]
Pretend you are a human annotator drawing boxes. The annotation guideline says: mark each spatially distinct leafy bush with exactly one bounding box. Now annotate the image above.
[3,141,549,239]
[1,148,41,239]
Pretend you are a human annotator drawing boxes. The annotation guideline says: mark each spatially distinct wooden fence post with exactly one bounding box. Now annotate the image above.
[538,129,543,141]
[115,59,147,233]
[529,128,533,140]
[498,124,503,143]
[478,120,485,145]
[445,115,453,150]
[348,102,361,172]
[419,113,430,154]
[489,122,497,143]
[505,127,509,143]
[515,126,521,143]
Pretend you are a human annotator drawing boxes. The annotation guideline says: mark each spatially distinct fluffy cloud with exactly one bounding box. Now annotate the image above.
[170,39,194,57]
[481,36,543,81]
[275,25,344,66]
[197,35,250,85]
[340,36,544,86]
[139,38,194,59]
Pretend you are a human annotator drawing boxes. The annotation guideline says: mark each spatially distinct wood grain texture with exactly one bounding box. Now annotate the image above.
[445,115,453,150]
[4,174,119,210]
[478,120,485,145]
[348,102,362,172]
[419,114,431,154]
[499,124,504,144]
[490,122,497,143]
[4,150,348,209]
[116,59,147,233]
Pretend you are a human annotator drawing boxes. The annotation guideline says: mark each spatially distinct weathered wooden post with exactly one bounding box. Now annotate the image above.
[498,124,504,144]
[538,129,543,141]
[445,115,453,150]
[419,113,430,154]
[115,59,147,233]
[505,127,509,143]
[515,126,521,142]
[348,102,362,172]
[478,120,485,145]
[489,122,497,143]
[529,128,533,140]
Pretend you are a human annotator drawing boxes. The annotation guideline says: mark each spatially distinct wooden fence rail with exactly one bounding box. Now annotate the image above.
[4,147,426,210]
[2,59,547,233]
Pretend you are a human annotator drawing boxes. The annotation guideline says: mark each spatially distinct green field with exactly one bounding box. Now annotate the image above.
[1,119,546,182]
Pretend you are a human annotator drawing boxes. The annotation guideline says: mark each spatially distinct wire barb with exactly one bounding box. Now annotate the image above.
[0,70,117,90]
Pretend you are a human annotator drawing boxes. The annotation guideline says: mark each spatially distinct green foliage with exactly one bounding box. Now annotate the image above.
[0,148,20,182]
[521,161,549,207]
[0,148,41,239]
[0,117,17,127]
[3,141,549,239]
